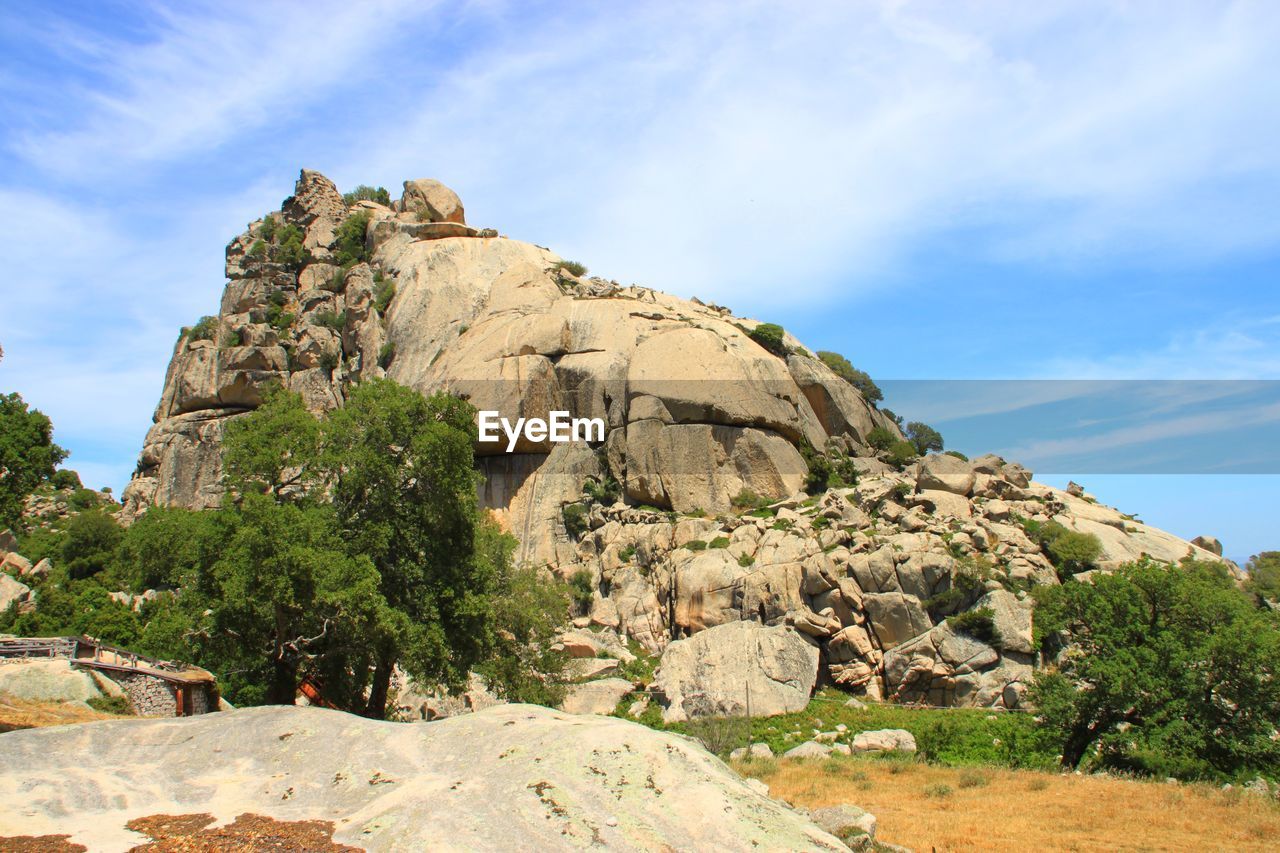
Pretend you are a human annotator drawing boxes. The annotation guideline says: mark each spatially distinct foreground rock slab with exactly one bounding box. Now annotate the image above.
[0,703,847,852]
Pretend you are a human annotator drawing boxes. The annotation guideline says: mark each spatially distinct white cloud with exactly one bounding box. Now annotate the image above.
[348,0,1280,307]
[1036,315,1280,379]
[9,0,432,179]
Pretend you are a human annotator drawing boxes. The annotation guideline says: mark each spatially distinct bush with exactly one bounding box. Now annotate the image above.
[905,421,944,455]
[815,351,883,403]
[799,442,832,494]
[618,544,636,563]
[222,329,243,348]
[333,211,372,268]
[561,503,589,539]
[708,536,730,549]
[50,469,82,491]
[275,224,305,269]
[378,341,396,369]
[342,185,391,206]
[947,607,1001,645]
[683,540,708,551]
[257,216,279,241]
[945,450,969,461]
[67,488,100,511]
[747,322,788,356]
[924,783,954,798]
[247,239,267,259]
[87,694,133,715]
[568,569,594,611]
[318,350,340,373]
[1034,521,1103,577]
[866,426,897,452]
[583,474,621,505]
[60,509,123,580]
[888,440,918,467]
[738,553,755,567]
[184,316,219,342]
[731,489,772,512]
[553,259,588,277]
[321,270,345,293]
[313,309,346,333]
[374,278,396,314]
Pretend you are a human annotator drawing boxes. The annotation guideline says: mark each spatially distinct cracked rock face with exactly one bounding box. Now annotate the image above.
[0,704,848,852]
[123,169,897,530]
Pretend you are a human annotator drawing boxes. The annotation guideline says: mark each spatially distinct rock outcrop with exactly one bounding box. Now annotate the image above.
[118,170,1240,717]
[652,621,819,722]
[0,704,848,851]
[122,169,898,527]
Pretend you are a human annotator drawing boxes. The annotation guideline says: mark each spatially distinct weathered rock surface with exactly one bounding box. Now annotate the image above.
[0,660,105,703]
[850,729,917,753]
[0,704,847,852]
[0,573,32,611]
[123,169,899,529]
[653,621,819,722]
[558,677,634,715]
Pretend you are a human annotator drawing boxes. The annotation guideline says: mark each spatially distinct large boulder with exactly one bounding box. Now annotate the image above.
[653,621,819,722]
[558,677,634,715]
[0,704,847,851]
[916,454,976,496]
[0,574,32,612]
[0,660,105,703]
[399,178,466,224]
[975,589,1034,654]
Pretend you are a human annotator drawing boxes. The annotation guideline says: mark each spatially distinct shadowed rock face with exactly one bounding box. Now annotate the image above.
[122,169,894,533]
[0,704,847,852]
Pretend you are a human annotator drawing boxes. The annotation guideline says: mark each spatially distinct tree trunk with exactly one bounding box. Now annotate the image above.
[365,650,395,719]
[1061,717,1104,769]
[266,655,298,705]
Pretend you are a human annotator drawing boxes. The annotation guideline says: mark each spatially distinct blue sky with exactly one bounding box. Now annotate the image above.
[0,0,1277,562]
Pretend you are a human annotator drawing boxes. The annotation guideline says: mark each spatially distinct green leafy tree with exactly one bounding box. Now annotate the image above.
[0,392,67,527]
[50,469,82,490]
[816,351,883,403]
[747,322,788,356]
[322,379,498,717]
[114,505,222,591]
[866,425,897,451]
[189,493,385,706]
[888,439,918,467]
[1031,559,1280,778]
[1245,551,1280,603]
[906,421,944,455]
[60,509,122,580]
[473,527,570,706]
[221,386,322,500]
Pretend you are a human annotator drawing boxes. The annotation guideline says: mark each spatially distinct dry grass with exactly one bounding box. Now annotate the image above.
[0,695,120,732]
[739,755,1280,852]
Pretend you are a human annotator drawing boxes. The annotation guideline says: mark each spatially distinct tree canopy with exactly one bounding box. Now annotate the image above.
[905,421,944,455]
[0,392,67,527]
[1030,559,1280,780]
[816,350,883,403]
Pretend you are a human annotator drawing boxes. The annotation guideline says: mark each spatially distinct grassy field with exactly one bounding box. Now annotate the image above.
[643,688,1059,770]
[0,695,122,732]
[738,752,1280,852]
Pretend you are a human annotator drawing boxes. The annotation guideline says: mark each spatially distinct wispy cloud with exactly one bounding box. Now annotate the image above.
[7,0,432,181]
